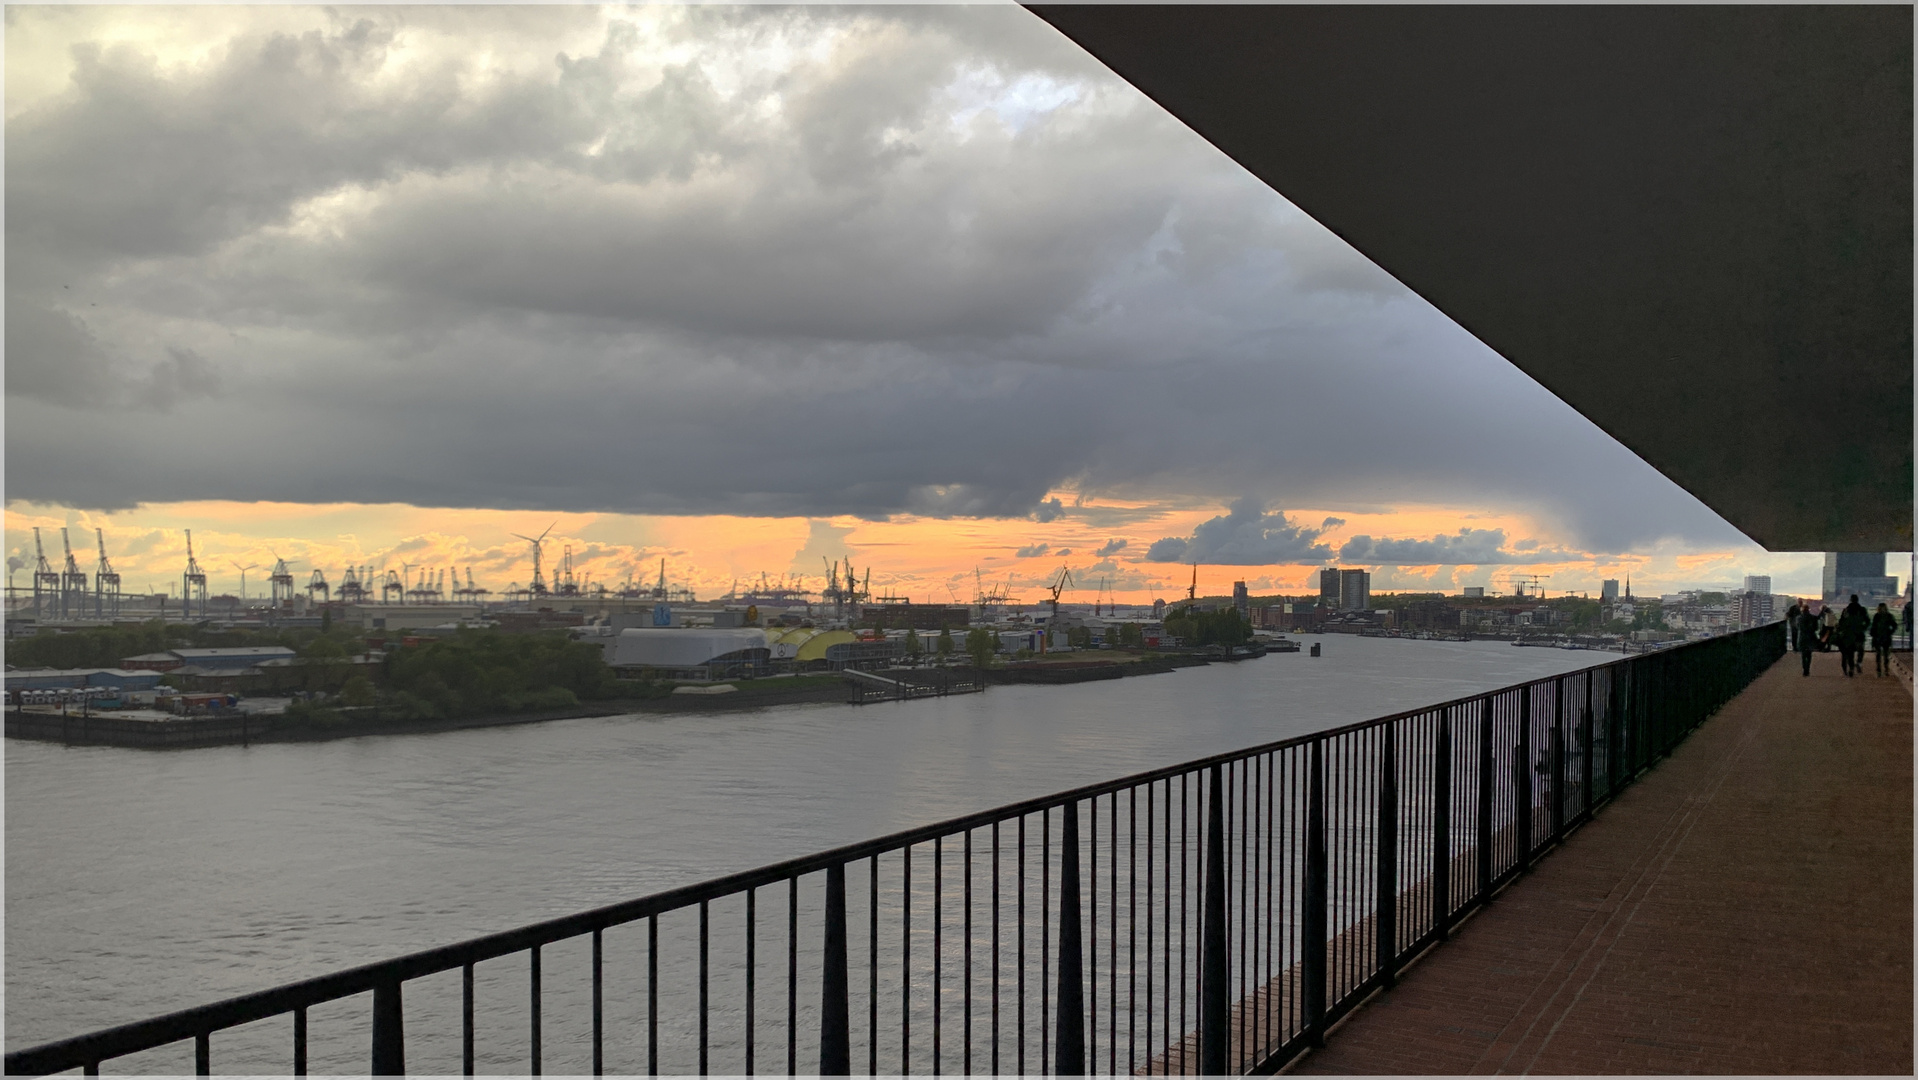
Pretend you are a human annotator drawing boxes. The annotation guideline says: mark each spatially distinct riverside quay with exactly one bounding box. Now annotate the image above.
[8,7,1910,1076]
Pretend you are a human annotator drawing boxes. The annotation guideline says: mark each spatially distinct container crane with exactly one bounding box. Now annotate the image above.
[94,529,121,618]
[269,554,297,606]
[182,530,208,618]
[59,529,88,618]
[30,528,59,618]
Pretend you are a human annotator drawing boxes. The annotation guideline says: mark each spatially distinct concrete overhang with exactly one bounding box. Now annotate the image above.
[1029,5,1912,552]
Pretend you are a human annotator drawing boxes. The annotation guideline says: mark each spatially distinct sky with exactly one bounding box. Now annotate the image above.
[4,5,1895,606]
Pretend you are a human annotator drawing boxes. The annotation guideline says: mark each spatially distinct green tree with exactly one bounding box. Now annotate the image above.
[937,626,954,658]
[904,628,922,660]
[320,608,333,633]
[339,674,377,707]
[964,627,997,668]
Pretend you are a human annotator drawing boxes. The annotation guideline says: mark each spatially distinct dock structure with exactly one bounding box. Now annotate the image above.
[1290,649,1912,1075]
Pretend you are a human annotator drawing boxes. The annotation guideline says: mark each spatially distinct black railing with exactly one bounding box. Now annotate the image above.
[6,624,1786,1077]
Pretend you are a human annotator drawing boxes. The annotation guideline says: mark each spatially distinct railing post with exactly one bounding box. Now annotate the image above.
[1201,764,1233,1070]
[1057,800,1086,1076]
[1607,668,1622,797]
[1302,744,1328,1047]
[1475,697,1493,899]
[1432,709,1452,938]
[371,979,405,1076]
[821,864,851,1076]
[1580,673,1595,820]
[1516,688,1533,867]
[1550,678,1566,842]
[1375,722,1399,987]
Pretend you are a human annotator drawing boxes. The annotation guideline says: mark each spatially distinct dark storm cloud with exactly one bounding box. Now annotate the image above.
[4,6,1750,554]
[1338,528,1579,565]
[1094,538,1127,556]
[1145,499,1335,566]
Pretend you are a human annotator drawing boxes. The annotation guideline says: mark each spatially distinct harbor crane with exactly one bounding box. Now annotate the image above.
[307,569,331,603]
[182,530,208,618]
[31,528,60,618]
[93,529,121,618]
[512,523,557,598]
[1047,565,1075,624]
[60,529,88,618]
[269,554,298,606]
[1187,563,1199,602]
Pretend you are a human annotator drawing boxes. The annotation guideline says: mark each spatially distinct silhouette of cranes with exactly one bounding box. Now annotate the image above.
[181,530,208,618]
[269,555,297,606]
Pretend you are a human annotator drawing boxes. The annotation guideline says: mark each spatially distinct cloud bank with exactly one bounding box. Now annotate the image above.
[5,6,1748,555]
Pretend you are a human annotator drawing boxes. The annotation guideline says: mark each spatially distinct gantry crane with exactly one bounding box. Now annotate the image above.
[94,528,121,618]
[181,530,208,619]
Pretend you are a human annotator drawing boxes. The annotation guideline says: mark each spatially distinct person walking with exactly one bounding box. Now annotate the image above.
[1796,604,1821,676]
[1819,603,1839,651]
[1785,600,1802,650]
[1837,594,1870,677]
[1870,602,1898,675]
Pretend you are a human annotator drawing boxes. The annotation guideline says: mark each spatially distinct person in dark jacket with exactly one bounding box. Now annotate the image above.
[1796,605,1821,676]
[1836,595,1870,677]
[1785,601,1801,650]
[1870,602,1899,675]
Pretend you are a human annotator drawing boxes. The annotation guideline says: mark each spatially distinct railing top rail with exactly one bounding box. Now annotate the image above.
[4,624,1779,1074]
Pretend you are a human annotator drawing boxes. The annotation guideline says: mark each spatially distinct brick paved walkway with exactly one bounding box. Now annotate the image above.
[1289,650,1912,1075]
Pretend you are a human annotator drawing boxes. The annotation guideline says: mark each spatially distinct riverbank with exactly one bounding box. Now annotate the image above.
[4,653,1227,749]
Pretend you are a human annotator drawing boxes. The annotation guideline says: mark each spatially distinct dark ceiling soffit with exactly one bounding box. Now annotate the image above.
[1029,5,1913,553]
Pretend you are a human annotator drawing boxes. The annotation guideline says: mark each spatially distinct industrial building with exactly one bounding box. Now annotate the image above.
[119,647,297,672]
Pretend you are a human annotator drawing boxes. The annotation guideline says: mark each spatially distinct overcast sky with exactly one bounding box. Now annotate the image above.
[5,5,1868,600]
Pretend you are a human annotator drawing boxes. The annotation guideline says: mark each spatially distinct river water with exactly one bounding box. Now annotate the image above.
[7,637,1612,1070]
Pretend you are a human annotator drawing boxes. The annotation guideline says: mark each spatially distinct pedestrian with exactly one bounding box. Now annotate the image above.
[1784,601,1801,650]
[1819,604,1839,651]
[1870,602,1898,675]
[1796,604,1820,676]
[1837,594,1870,677]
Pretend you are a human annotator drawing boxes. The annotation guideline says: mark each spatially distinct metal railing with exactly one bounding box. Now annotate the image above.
[6,623,1785,1077]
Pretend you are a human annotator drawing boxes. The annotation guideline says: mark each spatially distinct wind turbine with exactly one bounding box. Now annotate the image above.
[511,522,557,597]
[230,560,260,604]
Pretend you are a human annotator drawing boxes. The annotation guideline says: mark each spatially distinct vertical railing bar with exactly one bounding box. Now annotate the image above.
[744,892,755,1078]
[1129,785,1138,1077]
[698,903,708,1076]
[594,928,606,1077]
[196,1032,210,1077]
[648,916,659,1077]
[371,980,403,1077]
[822,864,851,1077]
[1089,794,1104,1074]
[1110,791,1119,1077]
[1145,781,1155,1076]
[935,836,944,1077]
[904,844,913,1076]
[966,828,974,1077]
[1179,772,1187,1077]
[1043,810,1051,1076]
[295,1004,309,1078]
[530,944,542,1077]
[789,876,800,1077]
[993,821,1003,1077]
[870,858,880,1077]
[1057,800,1087,1076]
[1200,762,1230,1076]
[463,962,475,1078]
[1019,814,1027,1077]
[1237,759,1247,1072]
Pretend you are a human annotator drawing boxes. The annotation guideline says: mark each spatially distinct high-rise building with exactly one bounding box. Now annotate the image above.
[1600,579,1619,603]
[1339,568,1371,612]
[1822,552,1899,602]
[1232,580,1249,619]
[1735,591,1775,627]
[1319,568,1341,608]
[1462,586,1485,599]
[1742,575,1771,595]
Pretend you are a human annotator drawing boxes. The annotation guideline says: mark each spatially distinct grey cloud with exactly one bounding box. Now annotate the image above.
[1321,517,1346,530]
[1,7,1758,554]
[1338,528,1581,565]
[1094,538,1127,556]
[1146,499,1335,565]
[1054,548,1072,556]
[1015,543,1049,558]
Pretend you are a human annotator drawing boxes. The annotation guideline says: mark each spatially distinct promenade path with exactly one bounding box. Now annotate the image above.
[1289,650,1912,1075]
